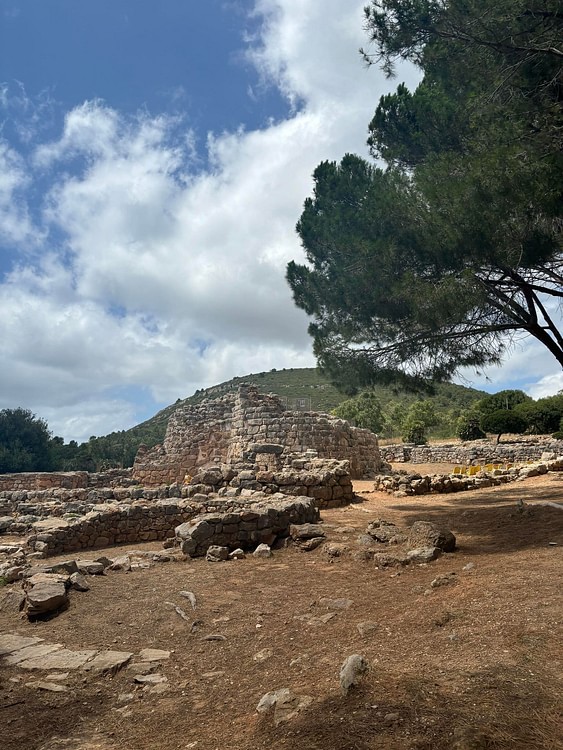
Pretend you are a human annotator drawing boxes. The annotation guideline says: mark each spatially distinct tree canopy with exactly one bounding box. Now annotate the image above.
[287,0,563,390]
[0,408,54,473]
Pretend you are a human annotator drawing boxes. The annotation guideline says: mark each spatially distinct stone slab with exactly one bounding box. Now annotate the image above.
[32,518,69,531]
[3,643,63,665]
[137,648,171,662]
[25,680,68,693]
[18,648,98,670]
[0,634,43,656]
[82,650,133,674]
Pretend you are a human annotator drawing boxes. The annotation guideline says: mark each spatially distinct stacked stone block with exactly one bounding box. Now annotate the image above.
[175,495,319,557]
[381,438,563,465]
[0,469,133,493]
[25,500,199,556]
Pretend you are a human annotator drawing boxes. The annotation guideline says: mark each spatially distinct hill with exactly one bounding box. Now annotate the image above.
[82,369,487,469]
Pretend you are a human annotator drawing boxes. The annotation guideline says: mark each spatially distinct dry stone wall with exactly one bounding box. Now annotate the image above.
[381,438,563,465]
[0,469,133,493]
[25,500,197,556]
[24,493,319,557]
[374,455,563,497]
[133,385,382,485]
[175,496,319,557]
[186,457,355,509]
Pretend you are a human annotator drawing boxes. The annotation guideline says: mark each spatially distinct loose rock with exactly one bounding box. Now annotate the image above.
[339,654,369,696]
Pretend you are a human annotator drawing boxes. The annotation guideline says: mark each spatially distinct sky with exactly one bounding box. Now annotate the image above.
[0,0,561,443]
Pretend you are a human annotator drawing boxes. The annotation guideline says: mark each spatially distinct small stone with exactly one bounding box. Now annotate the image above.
[77,560,106,575]
[137,648,171,662]
[178,591,197,610]
[26,681,69,693]
[256,687,313,726]
[253,543,272,559]
[383,712,400,725]
[229,548,246,559]
[320,597,353,610]
[205,546,229,562]
[253,648,273,663]
[406,547,442,564]
[294,612,336,626]
[462,562,475,571]
[70,572,90,591]
[109,556,131,572]
[289,523,325,540]
[431,572,457,588]
[435,611,453,627]
[133,673,167,685]
[83,651,133,674]
[339,654,369,696]
[145,681,169,694]
[357,621,378,637]
[298,537,325,552]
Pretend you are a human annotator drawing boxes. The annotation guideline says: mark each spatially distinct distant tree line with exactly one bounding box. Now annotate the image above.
[0,408,165,474]
[2,387,563,474]
[332,389,563,445]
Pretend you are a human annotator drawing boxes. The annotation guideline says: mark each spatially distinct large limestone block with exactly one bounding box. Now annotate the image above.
[26,581,69,617]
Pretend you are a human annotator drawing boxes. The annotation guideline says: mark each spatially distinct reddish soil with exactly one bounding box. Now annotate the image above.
[1,471,562,750]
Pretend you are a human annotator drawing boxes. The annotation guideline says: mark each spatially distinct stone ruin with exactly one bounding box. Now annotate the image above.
[132,384,383,485]
[0,386,385,563]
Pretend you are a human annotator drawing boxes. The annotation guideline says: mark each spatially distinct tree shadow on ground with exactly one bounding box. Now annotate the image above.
[382,480,563,556]
[254,661,562,750]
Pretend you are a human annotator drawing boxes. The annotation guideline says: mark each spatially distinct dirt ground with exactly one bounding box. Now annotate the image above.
[1,470,562,750]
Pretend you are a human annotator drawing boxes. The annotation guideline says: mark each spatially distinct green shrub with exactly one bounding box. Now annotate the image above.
[456,412,485,441]
[402,419,427,444]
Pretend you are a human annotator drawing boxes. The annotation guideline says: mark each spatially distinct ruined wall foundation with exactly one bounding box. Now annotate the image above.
[133,385,382,484]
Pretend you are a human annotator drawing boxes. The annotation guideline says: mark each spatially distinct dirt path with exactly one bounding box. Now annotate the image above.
[1,473,562,750]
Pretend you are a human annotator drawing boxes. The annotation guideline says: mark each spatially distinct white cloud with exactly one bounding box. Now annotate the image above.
[0,141,39,246]
[0,0,558,443]
[528,372,563,399]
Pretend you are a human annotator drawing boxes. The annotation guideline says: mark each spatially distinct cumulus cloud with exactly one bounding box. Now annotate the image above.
[0,0,559,442]
[0,141,39,246]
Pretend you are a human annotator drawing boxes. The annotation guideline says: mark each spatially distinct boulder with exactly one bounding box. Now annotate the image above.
[206,546,229,562]
[289,523,325,540]
[0,516,13,532]
[406,547,442,563]
[407,521,456,552]
[26,581,68,617]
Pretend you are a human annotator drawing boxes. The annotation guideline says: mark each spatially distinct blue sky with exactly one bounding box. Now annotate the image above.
[0,0,561,442]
